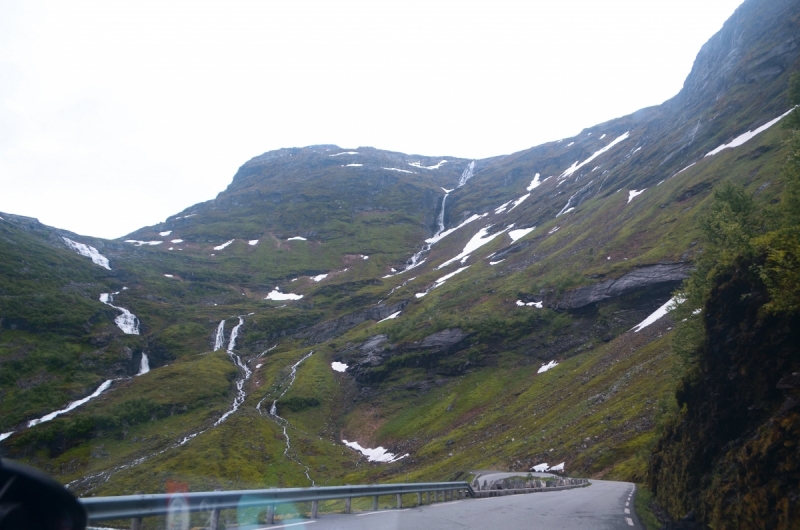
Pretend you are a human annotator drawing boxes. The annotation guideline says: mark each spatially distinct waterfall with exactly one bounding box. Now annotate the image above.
[214,317,252,427]
[214,320,225,351]
[457,160,475,187]
[137,353,150,376]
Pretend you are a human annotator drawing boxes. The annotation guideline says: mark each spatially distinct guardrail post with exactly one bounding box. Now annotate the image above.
[130,517,142,530]
[427,491,431,504]
[397,494,402,509]
[210,507,220,530]
[345,497,351,514]
[311,500,318,518]
[417,492,422,506]
[373,495,378,511]
[267,505,275,524]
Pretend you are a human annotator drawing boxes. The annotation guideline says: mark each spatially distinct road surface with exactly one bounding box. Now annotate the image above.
[253,479,641,529]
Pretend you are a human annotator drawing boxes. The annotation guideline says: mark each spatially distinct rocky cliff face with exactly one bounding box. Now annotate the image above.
[648,257,800,529]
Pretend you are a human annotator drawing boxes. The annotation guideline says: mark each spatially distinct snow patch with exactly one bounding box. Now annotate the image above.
[550,462,565,472]
[28,380,113,427]
[706,109,794,157]
[342,440,408,463]
[507,193,530,212]
[345,163,363,167]
[627,189,646,203]
[516,300,543,308]
[537,360,559,373]
[170,239,184,243]
[62,237,111,270]
[249,239,259,246]
[437,226,509,269]
[159,231,172,236]
[526,173,542,191]
[311,274,328,282]
[287,236,307,241]
[265,288,303,301]
[508,227,535,242]
[0,432,13,442]
[164,274,174,278]
[559,131,630,181]
[631,297,682,332]
[329,151,359,156]
[532,463,550,472]
[331,362,348,373]
[425,213,486,246]
[125,240,162,246]
[377,311,401,323]
[409,160,447,170]
[489,260,505,265]
[599,134,606,139]
[494,200,513,214]
[383,167,416,174]
[214,239,235,251]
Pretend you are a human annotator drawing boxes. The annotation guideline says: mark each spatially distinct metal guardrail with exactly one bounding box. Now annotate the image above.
[80,481,475,523]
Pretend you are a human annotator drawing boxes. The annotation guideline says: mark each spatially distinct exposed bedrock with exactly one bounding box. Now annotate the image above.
[300,301,409,344]
[557,263,692,310]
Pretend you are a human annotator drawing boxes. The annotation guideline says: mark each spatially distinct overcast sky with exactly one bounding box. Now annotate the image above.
[0,0,744,239]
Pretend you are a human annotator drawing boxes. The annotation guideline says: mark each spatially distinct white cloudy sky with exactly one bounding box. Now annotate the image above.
[0,0,743,239]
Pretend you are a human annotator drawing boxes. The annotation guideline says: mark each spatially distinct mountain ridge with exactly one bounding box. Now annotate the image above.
[0,1,798,522]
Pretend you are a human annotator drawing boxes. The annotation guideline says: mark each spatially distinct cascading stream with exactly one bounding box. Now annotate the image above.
[213,319,225,351]
[257,351,315,484]
[395,186,453,274]
[68,315,255,494]
[215,316,251,426]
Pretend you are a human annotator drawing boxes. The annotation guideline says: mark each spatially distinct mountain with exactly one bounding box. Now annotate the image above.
[1,0,798,522]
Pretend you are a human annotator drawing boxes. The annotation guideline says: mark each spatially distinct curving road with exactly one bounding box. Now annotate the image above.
[257,479,641,529]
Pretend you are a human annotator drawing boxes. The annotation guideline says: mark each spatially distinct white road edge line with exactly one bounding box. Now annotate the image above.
[356,509,410,516]
[430,501,462,507]
[626,501,629,506]
[254,521,316,530]
[625,508,631,514]
[626,517,634,526]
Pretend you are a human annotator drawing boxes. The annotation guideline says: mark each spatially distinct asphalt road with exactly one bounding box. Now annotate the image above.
[252,479,641,530]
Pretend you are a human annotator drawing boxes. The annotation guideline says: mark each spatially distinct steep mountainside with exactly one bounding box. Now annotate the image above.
[1,0,798,511]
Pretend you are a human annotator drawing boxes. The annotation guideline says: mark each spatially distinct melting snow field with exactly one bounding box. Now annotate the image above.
[265,288,303,301]
[409,160,447,170]
[509,227,535,242]
[532,463,550,472]
[159,231,172,236]
[377,311,401,323]
[311,274,328,282]
[538,360,559,373]
[0,432,13,442]
[425,213,486,246]
[125,240,162,246]
[550,462,565,472]
[632,297,682,332]
[287,236,307,241]
[99,293,140,335]
[62,237,111,270]
[527,173,542,191]
[437,226,508,269]
[627,189,646,203]
[214,240,235,251]
[342,440,409,463]
[507,193,530,212]
[28,380,113,427]
[559,131,630,181]
[170,239,183,243]
[516,300,543,308]
[331,362,348,373]
[705,109,794,157]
